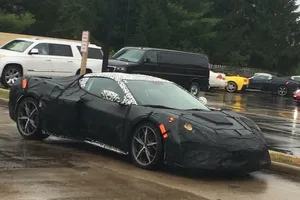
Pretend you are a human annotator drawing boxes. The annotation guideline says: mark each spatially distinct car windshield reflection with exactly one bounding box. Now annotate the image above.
[125,80,209,111]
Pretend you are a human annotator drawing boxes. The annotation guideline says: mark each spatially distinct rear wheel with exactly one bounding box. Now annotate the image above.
[226,81,237,93]
[16,97,49,140]
[189,82,200,97]
[277,85,288,97]
[130,122,164,170]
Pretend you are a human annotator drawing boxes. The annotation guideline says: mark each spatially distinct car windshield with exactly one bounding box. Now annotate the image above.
[125,80,210,110]
[1,40,33,52]
[112,49,145,63]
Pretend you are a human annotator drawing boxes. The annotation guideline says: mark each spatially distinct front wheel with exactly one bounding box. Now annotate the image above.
[16,97,49,140]
[226,81,238,93]
[130,122,164,170]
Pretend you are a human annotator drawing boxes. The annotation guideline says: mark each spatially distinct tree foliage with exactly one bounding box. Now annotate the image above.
[0,0,300,74]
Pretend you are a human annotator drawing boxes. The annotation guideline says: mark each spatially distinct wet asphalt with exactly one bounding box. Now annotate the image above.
[1,92,300,199]
[203,90,300,157]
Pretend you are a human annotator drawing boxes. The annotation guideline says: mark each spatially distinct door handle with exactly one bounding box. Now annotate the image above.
[67,61,73,63]
[45,60,51,61]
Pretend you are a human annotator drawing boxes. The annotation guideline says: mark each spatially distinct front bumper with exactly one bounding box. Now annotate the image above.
[174,143,270,172]
[164,129,270,172]
[240,84,248,91]
[293,95,300,103]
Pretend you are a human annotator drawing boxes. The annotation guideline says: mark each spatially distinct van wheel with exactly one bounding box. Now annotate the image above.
[189,82,200,96]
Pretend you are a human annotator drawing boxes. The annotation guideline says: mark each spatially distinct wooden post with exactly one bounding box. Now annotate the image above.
[80,31,90,75]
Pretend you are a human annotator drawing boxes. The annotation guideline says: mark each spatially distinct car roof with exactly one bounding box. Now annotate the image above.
[12,38,101,48]
[119,46,207,57]
[84,72,171,83]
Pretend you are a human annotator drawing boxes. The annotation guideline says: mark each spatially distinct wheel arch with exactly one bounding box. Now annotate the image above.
[3,63,24,75]
[14,94,40,118]
[125,117,165,153]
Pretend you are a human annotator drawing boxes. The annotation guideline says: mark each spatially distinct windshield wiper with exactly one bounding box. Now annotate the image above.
[117,58,130,62]
[142,104,174,109]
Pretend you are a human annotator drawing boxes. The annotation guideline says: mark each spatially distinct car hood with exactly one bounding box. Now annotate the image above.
[0,49,23,57]
[177,109,257,137]
[108,59,139,67]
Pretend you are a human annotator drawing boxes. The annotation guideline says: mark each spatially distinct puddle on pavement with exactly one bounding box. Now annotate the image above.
[0,139,77,170]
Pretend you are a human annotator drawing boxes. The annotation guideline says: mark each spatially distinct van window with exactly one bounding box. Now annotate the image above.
[144,51,157,63]
[158,51,207,66]
[49,44,73,57]
[77,46,103,59]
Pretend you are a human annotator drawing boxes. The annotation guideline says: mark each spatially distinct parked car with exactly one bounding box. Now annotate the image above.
[209,70,227,89]
[225,74,249,93]
[9,73,270,172]
[293,89,300,105]
[107,47,210,97]
[248,73,299,97]
[291,76,300,83]
[0,38,103,88]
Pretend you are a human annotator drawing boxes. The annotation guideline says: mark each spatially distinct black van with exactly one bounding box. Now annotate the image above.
[107,47,209,96]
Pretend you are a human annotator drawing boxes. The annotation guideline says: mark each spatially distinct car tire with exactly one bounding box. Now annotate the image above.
[1,65,22,88]
[16,97,49,140]
[189,82,201,96]
[130,122,164,170]
[277,85,288,97]
[226,81,238,93]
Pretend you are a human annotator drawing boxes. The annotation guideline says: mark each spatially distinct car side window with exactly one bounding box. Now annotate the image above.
[31,43,50,55]
[83,77,125,101]
[253,75,269,80]
[76,46,103,59]
[144,51,157,63]
[49,44,73,57]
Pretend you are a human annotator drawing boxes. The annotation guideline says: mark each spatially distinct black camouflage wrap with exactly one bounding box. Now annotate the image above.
[8,73,271,172]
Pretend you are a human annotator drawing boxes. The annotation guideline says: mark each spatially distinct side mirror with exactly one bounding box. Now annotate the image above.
[100,90,121,103]
[198,96,208,105]
[144,57,151,63]
[29,48,39,55]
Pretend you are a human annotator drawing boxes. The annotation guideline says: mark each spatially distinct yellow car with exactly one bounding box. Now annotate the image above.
[225,75,249,93]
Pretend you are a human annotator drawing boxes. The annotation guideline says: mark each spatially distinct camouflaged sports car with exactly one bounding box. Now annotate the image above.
[8,73,271,172]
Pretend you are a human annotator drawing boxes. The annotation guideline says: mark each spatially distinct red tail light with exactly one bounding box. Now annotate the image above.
[22,78,28,89]
[216,74,223,79]
[285,81,289,85]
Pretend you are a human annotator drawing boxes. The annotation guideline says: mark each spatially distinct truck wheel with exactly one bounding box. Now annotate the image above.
[1,65,22,88]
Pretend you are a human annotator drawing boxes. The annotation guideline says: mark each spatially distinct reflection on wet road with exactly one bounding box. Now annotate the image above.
[0,106,300,200]
[203,90,300,156]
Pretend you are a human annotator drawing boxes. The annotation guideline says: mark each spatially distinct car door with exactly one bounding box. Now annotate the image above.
[79,77,129,148]
[136,50,159,76]
[25,43,54,76]
[248,75,269,90]
[49,43,76,77]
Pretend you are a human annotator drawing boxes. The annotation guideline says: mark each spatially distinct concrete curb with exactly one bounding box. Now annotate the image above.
[0,88,9,92]
[269,161,300,177]
[268,150,300,177]
[0,97,8,106]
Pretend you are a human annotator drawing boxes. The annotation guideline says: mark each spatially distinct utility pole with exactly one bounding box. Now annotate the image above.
[102,0,117,72]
